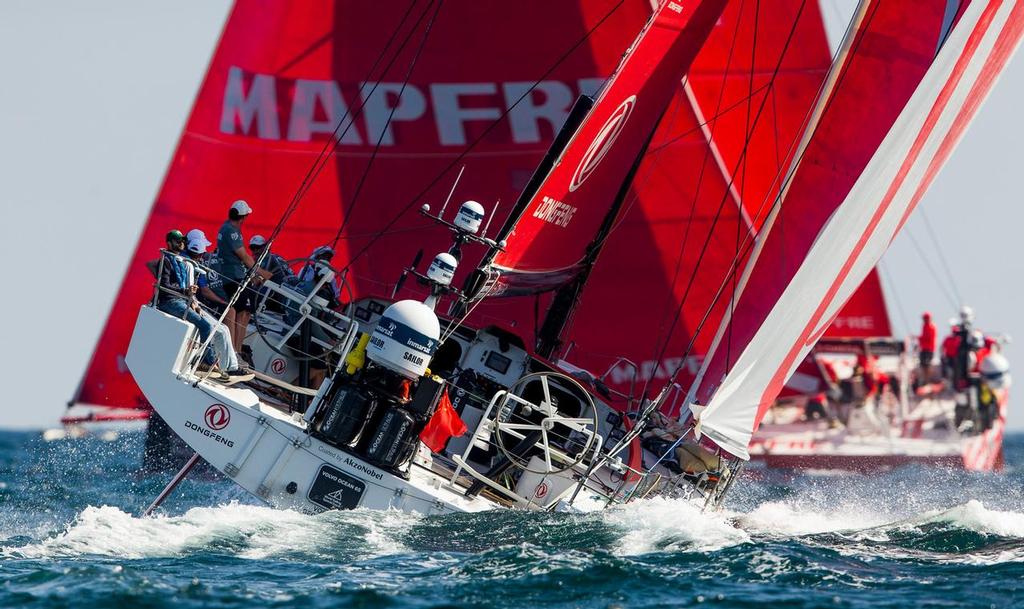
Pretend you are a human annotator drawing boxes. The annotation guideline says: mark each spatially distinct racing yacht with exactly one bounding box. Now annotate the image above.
[123,0,1024,515]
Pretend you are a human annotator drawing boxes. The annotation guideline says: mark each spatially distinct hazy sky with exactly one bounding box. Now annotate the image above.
[1,1,1022,430]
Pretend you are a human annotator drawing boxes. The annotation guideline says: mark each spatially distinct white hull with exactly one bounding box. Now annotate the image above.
[127,306,495,515]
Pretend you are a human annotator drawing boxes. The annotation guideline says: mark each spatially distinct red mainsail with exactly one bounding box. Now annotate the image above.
[71,1,660,410]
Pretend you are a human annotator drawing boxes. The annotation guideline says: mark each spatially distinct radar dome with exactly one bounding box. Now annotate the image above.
[366,300,441,379]
[427,252,458,286]
[454,200,485,234]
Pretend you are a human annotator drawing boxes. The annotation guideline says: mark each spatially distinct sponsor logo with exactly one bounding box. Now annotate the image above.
[219,67,605,147]
[829,316,876,331]
[668,2,684,14]
[312,444,386,482]
[405,337,435,354]
[308,464,366,511]
[372,317,438,355]
[532,195,577,228]
[535,481,549,499]
[271,358,286,375]
[205,404,231,430]
[343,457,385,481]
[569,95,636,192]
[184,419,235,448]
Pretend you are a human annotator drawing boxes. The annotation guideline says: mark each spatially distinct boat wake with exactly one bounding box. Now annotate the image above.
[4,502,416,561]
[7,496,1024,566]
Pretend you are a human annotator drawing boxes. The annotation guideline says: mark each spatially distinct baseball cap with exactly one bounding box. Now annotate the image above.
[166,229,185,243]
[249,234,267,247]
[230,199,253,216]
[186,228,212,253]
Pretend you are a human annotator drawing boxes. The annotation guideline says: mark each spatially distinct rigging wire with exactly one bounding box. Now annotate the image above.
[918,206,964,305]
[879,262,912,336]
[904,223,961,311]
[329,0,443,250]
[625,0,751,380]
[728,0,761,372]
[335,0,629,275]
[192,0,431,361]
[261,0,438,252]
[639,0,811,402]
[650,0,888,409]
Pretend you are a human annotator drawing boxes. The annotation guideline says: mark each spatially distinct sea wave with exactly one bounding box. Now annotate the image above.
[3,502,417,561]
[600,496,750,554]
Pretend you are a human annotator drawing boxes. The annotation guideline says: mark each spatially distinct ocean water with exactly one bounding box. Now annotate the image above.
[1,430,1023,609]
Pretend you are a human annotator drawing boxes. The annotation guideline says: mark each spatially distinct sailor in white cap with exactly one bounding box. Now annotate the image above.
[185,229,230,316]
[177,228,252,382]
[216,200,271,353]
[248,234,294,313]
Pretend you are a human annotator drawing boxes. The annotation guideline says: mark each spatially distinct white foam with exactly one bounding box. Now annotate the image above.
[3,502,418,560]
[737,499,895,537]
[920,500,1024,538]
[601,496,750,555]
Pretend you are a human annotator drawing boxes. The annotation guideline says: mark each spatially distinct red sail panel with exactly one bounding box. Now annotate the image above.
[695,0,1024,458]
[557,0,832,399]
[824,268,893,339]
[490,0,727,292]
[72,0,658,409]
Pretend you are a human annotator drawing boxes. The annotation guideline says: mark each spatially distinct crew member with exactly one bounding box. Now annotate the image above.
[249,234,294,313]
[250,235,294,283]
[284,253,342,388]
[298,245,342,309]
[918,312,937,382]
[953,305,984,390]
[216,200,271,353]
[941,319,961,383]
[150,230,247,380]
[186,229,231,318]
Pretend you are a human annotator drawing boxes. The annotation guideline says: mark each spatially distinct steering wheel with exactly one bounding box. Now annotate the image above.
[493,372,600,474]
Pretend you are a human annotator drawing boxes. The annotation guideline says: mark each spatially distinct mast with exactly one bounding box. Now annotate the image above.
[534,126,656,358]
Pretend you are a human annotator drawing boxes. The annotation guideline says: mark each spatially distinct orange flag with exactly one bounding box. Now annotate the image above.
[419,389,467,453]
